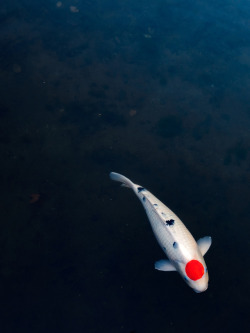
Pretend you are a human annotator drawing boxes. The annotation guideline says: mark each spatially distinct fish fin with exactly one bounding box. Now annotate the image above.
[197,236,212,256]
[155,259,176,271]
[121,183,130,188]
[110,172,134,189]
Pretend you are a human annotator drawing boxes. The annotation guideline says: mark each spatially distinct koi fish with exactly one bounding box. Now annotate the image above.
[110,172,212,293]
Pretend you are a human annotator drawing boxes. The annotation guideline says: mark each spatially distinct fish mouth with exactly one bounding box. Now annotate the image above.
[193,285,208,293]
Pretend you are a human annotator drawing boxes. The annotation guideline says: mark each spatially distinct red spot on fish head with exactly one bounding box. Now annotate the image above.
[185,260,204,281]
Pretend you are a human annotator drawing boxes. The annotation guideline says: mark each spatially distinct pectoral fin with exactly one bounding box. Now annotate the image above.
[155,259,176,271]
[197,236,212,256]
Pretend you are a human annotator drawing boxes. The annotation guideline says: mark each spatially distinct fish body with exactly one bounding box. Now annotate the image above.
[110,172,212,293]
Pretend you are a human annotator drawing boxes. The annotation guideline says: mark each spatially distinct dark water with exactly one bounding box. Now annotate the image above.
[0,0,250,332]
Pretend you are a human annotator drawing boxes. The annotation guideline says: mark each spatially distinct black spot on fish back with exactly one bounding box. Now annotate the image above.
[137,187,145,193]
[165,219,175,226]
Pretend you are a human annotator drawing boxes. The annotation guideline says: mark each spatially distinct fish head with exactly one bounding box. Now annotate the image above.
[177,259,209,293]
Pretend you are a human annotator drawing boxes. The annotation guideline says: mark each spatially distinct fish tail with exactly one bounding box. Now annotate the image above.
[109,172,135,189]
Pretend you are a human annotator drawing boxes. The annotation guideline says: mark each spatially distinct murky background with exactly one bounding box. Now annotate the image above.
[0,1,250,332]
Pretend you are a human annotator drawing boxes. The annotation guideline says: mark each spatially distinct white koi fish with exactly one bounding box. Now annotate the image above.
[110,172,212,293]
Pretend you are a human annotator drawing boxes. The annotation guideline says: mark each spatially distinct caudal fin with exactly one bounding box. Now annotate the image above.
[109,172,135,189]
